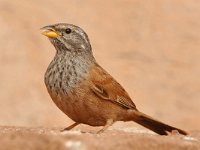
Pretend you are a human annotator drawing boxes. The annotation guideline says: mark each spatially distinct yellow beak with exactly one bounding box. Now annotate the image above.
[41,28,59,38]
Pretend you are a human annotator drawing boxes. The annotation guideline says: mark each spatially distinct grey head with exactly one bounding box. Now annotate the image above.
[41,23,93,57]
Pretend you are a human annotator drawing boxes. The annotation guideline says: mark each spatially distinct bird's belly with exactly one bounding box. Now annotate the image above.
[49,92,128,127]
[47,89,106,126]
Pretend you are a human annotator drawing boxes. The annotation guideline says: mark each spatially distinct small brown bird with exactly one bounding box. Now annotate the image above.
[41,23,187,135]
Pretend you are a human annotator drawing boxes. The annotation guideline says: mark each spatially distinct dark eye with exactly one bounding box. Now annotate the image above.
[65,28,71,34]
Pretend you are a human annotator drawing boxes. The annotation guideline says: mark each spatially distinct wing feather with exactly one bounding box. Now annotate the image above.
[89,63,136,109]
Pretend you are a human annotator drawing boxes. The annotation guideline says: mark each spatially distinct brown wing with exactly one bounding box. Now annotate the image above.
[89,63,136,109]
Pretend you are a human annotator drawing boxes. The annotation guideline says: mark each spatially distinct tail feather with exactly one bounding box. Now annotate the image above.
[133,111,188,135]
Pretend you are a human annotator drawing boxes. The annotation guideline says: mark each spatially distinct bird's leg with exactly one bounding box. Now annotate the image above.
[61,122,80,132]
[97,119,114,134]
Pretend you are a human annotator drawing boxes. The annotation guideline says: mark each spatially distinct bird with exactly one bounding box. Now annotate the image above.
[41,23,187,135]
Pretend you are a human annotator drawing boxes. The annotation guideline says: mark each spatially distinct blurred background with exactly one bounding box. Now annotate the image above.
[0,0,199,131]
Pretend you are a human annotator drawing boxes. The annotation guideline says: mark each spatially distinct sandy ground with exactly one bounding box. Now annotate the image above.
[0,0,200,149]
[1,126,200,150]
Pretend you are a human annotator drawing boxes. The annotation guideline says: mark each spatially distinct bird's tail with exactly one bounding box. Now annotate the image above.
[133,111,187,135]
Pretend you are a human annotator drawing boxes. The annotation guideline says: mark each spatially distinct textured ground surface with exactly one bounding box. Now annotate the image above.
[1,126,200,150]
[0,0,200,149]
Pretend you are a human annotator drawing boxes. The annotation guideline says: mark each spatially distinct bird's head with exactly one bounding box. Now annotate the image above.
[41,23,92,54]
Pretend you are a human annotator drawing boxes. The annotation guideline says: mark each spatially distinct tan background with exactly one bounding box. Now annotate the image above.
[0,0,199,131]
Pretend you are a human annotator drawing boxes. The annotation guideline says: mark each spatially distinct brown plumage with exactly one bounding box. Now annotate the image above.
[41,23,187,135]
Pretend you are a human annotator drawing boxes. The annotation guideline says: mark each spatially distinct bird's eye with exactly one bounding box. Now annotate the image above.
[65,28,72,34]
